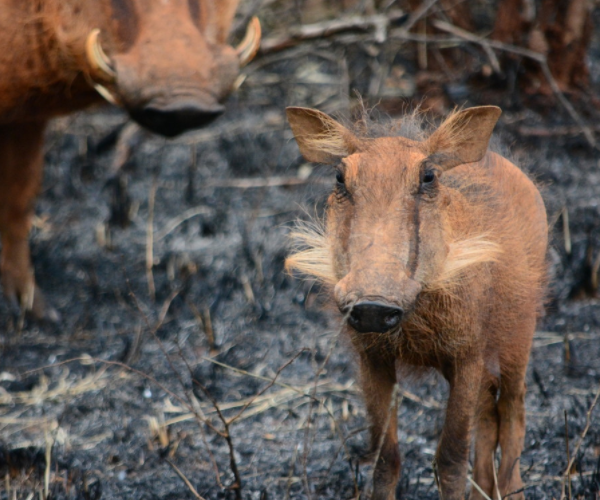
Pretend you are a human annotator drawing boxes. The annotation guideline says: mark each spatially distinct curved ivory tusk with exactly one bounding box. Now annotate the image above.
[236,17,261,67]
[93,82,120,106]
[86,29,117,82]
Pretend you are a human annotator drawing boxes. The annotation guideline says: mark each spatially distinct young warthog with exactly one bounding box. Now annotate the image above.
[286,106,548,500]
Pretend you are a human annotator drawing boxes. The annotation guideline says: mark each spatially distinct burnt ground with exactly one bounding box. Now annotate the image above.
[2,5,600,500]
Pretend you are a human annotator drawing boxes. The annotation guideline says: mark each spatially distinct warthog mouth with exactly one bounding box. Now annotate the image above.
[129,100,225,137]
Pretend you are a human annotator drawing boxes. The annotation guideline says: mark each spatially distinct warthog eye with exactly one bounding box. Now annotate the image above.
[334,168,349,200]
[419,168,438,196]
[422,169,435,184]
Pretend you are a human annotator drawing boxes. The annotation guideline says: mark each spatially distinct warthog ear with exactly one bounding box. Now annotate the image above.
[426,106,502,170]
[286,107,359,164]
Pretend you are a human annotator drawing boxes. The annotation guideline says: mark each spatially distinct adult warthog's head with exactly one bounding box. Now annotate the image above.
[286,106,502,334]
[84,0,260,136]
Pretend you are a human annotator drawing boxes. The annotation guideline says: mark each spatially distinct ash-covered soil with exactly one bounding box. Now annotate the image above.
[2,11,600,500]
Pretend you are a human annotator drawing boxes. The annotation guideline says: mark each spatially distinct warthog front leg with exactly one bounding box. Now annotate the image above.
[471,380,500,499]
[358,348,400,500]
[436,357,484,500]
[0,121,56,321]
[497,353,530,499]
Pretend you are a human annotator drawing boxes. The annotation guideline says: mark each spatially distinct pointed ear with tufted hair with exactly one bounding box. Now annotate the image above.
[286,107,360,164]
[425,106,502,171]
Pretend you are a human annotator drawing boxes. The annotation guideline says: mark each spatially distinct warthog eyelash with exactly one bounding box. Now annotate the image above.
[334,167,350,200]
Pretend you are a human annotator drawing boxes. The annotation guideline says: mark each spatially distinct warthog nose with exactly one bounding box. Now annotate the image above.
[347,301,404,334]
[132,101,225,137]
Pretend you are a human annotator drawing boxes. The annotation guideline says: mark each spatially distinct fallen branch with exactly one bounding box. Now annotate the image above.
[154,205,214,241]
[399,0,440,34]
[370,385,401,499]
[205,176,330,189]
[259,12,596,148]
[166,459,207,500]
[430,20,596,148]
[261,10,406,53]
[519,125,600,137]
[559,381,600,500]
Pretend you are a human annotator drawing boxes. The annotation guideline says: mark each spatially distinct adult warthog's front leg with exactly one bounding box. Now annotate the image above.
[0,121,56,321]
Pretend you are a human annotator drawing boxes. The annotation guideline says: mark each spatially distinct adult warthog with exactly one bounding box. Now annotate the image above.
[0,0,260,319]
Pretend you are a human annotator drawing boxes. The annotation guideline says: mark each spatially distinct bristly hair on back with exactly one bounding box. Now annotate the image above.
[345,101,432,142]
[340,103,510,158]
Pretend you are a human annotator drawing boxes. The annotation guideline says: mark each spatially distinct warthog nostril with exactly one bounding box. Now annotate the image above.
[347,301,404,334]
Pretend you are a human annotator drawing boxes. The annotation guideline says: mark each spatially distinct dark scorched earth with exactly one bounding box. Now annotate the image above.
[1,29,600,500]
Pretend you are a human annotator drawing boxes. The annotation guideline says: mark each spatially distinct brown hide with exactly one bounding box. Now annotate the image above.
[286,106,548,500]
[0,0,260,319]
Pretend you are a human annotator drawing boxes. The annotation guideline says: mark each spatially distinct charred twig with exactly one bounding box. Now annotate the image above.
[154,206,214,241]
[26,357,202,426]
[260,10,406,53]
[186,146,197,205]
[163,380,355,428]
[205,176,331,189]
[592,249,600,293]
[190,377,243,499]
[559,381,600,500]
[564,410,572,500]
[311,397,361,496]
[468,476,493,500]
[492,451,501,500]
[300,313,352,499]
[44,424,51,499]
[433,458,441,497]
[186,300,217,352]
[203,355,440,409]
[320,426,367,489]
[18,353,224,493]
[370,384,401,499]
[146,177,157,301]
[284,444,300,500]
[428,20,500,74]
[226,352,307,426]
[430,20,596,148]
[110,122,142,175]
[399,0,440,34]
[130,288,231,436]
[127,288,228,436]
[519,125,600,137]
[503,485,532,498]
[165,459,207,500]
[201,356,315,395]
[562,207,572,256]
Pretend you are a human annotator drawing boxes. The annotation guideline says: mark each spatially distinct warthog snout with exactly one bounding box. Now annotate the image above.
[335,273,422,333]
[131,100,225,137]
[346,301,404,333]
[83,4,262,137]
